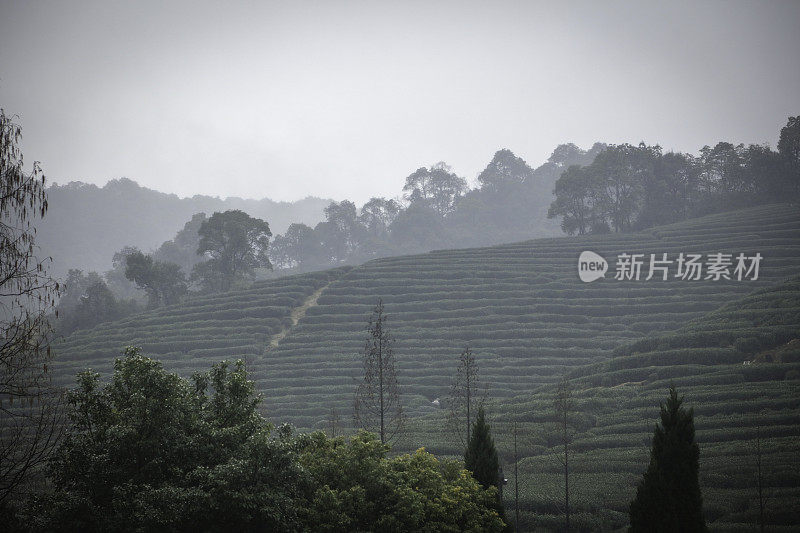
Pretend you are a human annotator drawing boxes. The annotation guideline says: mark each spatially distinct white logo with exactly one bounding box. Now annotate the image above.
[578,251,608,282]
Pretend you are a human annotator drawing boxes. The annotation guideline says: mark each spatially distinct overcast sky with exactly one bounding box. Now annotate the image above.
[1,0,798,204]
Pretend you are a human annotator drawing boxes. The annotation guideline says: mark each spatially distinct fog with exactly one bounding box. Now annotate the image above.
[1,0,798,203]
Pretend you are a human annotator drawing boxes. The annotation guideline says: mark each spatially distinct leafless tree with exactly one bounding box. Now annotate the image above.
[554,375,575,532]
[447,346,483,448]
[353,299,403,444]
[0,109,64,506]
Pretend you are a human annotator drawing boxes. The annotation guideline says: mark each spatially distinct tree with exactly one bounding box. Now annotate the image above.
[318,200,364,262]
[548,165,594,235]
[124,251,188,307]
[447,346,483,447]
[192,210,272,292]
[477,149,534,192]
[353,299,404,445]
[403,162,468,216]
[464,406,507,524]
[297,430,505,531]
[590,144,651,232]
[27,348,305,531]
[0,109,63,508]
[554,376,575,532]
[628,386,707,533]
[464,407,499,489]
[777,115,800,196]
[359,197,401,235]
[152,212,207,276]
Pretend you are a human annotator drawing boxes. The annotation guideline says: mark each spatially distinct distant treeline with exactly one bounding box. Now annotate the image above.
[549,116,800,234]
[271,115,799,272]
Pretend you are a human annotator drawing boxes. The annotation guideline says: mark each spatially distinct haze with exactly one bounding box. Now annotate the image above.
[1,0,798,203]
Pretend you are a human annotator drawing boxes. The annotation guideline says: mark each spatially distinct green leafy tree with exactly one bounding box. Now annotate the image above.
[192,209,272,292]
[297,430,505,532]
[27,348,304,531]
[629,386,707,533]
[124,251,188,307]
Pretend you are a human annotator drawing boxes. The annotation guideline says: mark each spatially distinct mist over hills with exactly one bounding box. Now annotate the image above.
[36,178,332,278]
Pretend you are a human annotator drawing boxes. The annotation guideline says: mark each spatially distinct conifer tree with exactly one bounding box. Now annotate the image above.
[465,406,508,527]
[629,386,707,532]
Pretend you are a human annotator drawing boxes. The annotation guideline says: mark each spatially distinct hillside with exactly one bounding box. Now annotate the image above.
[37,178,331,278]
[52,203,800,530]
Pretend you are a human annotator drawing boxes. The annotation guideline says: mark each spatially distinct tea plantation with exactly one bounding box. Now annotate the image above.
[52,203,800,530]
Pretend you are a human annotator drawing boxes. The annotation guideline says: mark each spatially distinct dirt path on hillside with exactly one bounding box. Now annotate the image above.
[266,283,330,350]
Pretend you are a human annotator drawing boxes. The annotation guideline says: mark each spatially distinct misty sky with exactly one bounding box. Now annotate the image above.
[1,0,798,204]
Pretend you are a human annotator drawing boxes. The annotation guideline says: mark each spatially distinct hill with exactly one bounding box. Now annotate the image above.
[52,203,800,530]
[37,178,331,278]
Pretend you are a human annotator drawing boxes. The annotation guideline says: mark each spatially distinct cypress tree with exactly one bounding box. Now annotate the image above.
[465,406,508,528]
[465,405,500,489]
[629,386,707,532]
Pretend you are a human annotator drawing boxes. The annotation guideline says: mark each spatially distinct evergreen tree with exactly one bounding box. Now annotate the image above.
[629,386,707,532]
[465,406,508,528]
[465,406,499,490]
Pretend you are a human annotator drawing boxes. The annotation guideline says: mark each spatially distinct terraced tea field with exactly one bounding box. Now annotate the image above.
[52,203,800,530]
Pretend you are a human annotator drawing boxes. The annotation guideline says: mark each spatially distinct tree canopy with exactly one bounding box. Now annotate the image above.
[192,210,272,292]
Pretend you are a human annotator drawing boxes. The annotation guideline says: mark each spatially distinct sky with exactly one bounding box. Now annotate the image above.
[1,0,798,204]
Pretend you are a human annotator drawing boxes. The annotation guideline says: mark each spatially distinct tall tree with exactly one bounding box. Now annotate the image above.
[629,386,707,533]
[464,406,507,525]
[447,346,482,447]
[353,299,404,444]
[464,406,499,489]
[192,210,272,292]
[554,376,575,532]
[548,165,594,235]
[0,109,63,507]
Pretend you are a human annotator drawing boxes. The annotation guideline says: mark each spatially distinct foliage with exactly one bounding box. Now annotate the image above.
[628,386,708,532]
[549,116,800,235]
[0,109,63,506]
[354,299,404,444]
[297,430,505,532]
[54,269,140,335]
[465,406,500,490]
[125,250,188,307]
[404,162,468,216]
[192,210,272,292]
[26,348,304,531]
[152,212,207,276]
[25,349,504,531]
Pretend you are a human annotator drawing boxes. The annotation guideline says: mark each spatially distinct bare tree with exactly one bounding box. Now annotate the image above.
[353,299,403,444]
[0,109,64,505]
[327,407,340,438]
[447,346,483,448]
[513,419,520,532]
[554,375,575,532]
